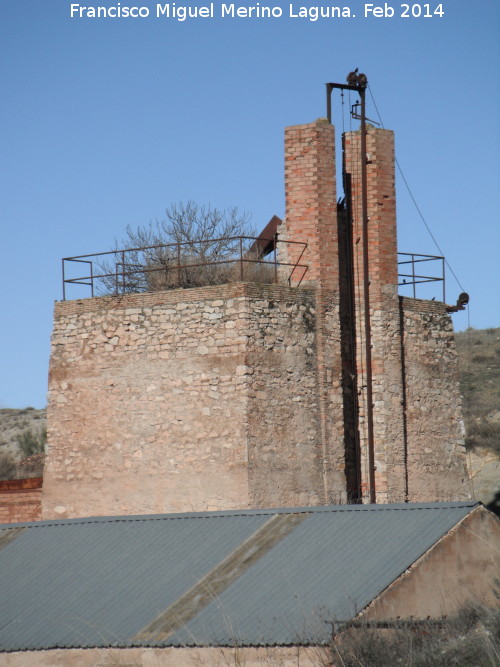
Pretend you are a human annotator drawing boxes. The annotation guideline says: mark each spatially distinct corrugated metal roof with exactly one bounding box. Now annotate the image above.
[0,501,478,651]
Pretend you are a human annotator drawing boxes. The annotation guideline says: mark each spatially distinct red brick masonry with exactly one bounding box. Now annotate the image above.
[0,478,43,524]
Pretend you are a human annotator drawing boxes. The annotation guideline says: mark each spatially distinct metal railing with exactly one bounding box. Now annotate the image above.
[398,252,445,302]
[62,236,308,301]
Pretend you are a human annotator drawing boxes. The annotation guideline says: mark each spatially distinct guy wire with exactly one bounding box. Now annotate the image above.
[367,85,466,294]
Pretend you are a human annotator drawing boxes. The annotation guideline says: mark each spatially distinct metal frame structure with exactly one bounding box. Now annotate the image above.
[326,72,376,503]
[327,74,448,505]
[62,236,308,301]
[397,252,445,302]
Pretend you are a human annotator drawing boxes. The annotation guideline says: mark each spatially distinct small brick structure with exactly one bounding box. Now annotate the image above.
[34,117,470,520]
[0,478,42,524]
[282,119,340,289]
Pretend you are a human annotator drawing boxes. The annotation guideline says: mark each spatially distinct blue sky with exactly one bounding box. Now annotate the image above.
[1,1,499,408]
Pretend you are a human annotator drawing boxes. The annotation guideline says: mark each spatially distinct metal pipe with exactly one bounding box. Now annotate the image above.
[274,233,278,284]
[121,251,125,294]
[326,83,333,123]
[62,259,66,301]
[177,244,181,286]
[359,86,376,504]
[412,255,416,299]
[442,257,446,303]
[239,237,244,280]
[60,236,308,299]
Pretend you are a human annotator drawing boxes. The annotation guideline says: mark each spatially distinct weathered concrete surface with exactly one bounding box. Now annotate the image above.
[0,646,323,666]
[364,505,500,620]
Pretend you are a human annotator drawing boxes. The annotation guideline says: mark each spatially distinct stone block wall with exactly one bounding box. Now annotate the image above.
[43,283,346,519]
[401,298,470,501]
[358,296,470,504]
[242,289,323,507]
[43,284,469,519]
[366,290,407,503]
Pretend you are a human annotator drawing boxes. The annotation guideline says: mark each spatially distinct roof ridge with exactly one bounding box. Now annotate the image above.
[0,501,479,530]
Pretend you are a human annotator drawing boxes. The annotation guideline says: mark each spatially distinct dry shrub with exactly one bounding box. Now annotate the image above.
[465,420,500,456]
[97,202,261,295]
[329,603,500,667]
[0,452,16,480]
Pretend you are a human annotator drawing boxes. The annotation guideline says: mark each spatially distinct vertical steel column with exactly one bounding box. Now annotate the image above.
[239,237,244,280]
[62,259,66,301]
[121,251,125,294]
[326,83,334,123]
[326,74,374,503]
[274,233,278,284]
[442,257,446,303]
[177,244,181,286]
[359,87,376,504]
[412,255,416,299]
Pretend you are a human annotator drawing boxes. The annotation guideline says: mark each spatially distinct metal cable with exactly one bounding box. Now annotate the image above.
[367,85,466,294]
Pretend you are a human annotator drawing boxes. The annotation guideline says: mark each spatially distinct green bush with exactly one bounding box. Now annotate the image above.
[0,452,16,480]
[15,427,46,458]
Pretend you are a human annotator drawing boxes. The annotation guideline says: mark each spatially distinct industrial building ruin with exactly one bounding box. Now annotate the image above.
[3,72,495,667]
[37,74,470,521]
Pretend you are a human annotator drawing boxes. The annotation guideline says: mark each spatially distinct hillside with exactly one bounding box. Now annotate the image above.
[455,327,500,453]
[455,326,500,508]
[0,407,46,479]
[0,407,46,455]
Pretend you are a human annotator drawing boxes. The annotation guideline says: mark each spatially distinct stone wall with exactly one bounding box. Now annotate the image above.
[401,298,470,501]
[367,289,407,503]
[242,289,324,508]
[361,296,470,504]
[43,283,347,519]
[43,281,469,520]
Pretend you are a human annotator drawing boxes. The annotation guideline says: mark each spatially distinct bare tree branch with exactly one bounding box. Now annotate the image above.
[97,202,256,294]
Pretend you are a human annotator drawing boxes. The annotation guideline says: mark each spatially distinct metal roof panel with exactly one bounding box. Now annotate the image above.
[0,501,478,651]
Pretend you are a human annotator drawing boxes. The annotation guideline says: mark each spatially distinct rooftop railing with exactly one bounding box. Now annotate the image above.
[61,242,446,303]
[398,252,445,302]
[62,236,308,301]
